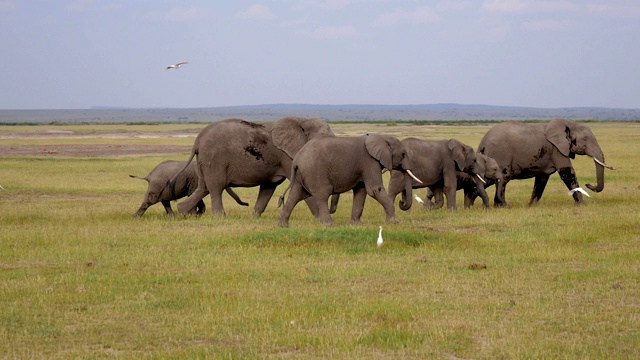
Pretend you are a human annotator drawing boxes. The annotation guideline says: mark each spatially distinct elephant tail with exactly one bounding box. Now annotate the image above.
[278,165,298,208]
[278,185,291,208]
[168,149,197,198]
[129,175,149,182]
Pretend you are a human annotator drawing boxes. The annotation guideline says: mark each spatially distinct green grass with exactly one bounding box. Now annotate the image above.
[1,123,639,358]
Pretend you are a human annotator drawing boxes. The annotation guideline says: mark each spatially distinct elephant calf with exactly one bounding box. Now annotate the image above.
[131,160,248,218]
[425,153,503,209]
[388,138,484,211]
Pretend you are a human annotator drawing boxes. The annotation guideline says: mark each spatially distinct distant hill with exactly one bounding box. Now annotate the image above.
[1,104,639,123]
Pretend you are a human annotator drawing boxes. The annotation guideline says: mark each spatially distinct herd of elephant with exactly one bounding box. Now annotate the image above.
[130,117,613,227]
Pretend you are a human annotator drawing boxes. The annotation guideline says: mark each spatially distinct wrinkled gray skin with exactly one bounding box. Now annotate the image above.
[387,138,481,211]
[278,134,416,227]
[175,117,336,217]
[425,153,503,209]
[478,119,609,206]
[131,160,247,218]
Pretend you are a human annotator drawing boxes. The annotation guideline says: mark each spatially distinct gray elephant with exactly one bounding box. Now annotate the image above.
[277,134,422,227]
[478,119,614,207]
[175,117,335,217]
[387,138,484,211]
[131,160,247,218]
[424,153,503,209]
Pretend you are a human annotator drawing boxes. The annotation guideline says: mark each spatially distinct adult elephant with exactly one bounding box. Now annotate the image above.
[175,117,335,217]
[424,153,503,209]
[478,119,614,207]
[387,138,484,211]
[277,134,422,227]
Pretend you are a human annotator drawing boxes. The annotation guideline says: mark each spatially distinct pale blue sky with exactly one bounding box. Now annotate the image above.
[1,0,639,109]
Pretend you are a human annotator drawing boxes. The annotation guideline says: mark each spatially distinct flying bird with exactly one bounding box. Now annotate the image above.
[164,62,188,70]
[414,195,424,204]
[377,226,383,247]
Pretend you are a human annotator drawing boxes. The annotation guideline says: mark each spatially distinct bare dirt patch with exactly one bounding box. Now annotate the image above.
[0,130,194,157]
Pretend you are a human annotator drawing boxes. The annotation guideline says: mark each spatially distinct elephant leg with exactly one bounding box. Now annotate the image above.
[253,184,278,217]
[366,184,397,224]
[161,200,175,217]
[444,185,457,210]
[195,199,206,215]
[178,187,208,215]
[530,174,550,206]
[329,194,340,214]
[312,194,334,226]
[494,180,508,207]
[558,167,585,205]
[432,189,445,209]
[277,182,310,227]
[351,185,367,225]
[133,202,150,218]
[463,190,473,208]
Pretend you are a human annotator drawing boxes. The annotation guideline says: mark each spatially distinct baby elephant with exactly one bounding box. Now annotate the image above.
[130,160,248,218]
[424,153,503,209]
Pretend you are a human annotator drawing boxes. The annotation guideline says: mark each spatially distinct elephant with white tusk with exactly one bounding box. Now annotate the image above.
[388,138,484,211]
[478,119,613,207]
[277,134,422,227]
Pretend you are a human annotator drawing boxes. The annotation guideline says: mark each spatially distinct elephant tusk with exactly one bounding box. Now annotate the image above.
[594,158,615,170]
[476,174,487,184]
[406,169,423,184]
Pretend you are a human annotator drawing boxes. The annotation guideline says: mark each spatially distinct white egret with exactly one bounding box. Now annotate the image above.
[164,62,188,70]
[377,226,383,247]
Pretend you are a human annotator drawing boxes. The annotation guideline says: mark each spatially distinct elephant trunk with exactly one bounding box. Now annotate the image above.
[585,148,609,193]
[398,171,413,211]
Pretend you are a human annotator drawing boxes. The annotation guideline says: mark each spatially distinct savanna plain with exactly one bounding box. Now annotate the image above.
[1,121,639,359]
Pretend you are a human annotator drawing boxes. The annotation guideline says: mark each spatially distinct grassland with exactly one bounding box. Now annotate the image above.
[1,122,639,359]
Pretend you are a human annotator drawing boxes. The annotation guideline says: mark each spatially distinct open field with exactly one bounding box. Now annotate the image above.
[1,122,639,358]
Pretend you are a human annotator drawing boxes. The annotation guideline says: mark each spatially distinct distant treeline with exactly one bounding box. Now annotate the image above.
[2,104,640,124]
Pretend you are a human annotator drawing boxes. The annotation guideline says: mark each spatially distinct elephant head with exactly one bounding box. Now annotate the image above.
[545,119,614,193]
[449,139,481,175]
[271,117,335,159]
[364,135,422,211]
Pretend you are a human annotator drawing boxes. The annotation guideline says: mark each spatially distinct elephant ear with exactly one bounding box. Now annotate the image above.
[448,139,467,171]
[545,119,571,157]
[365,134,392,170]
[271,117,334,158]
[271,117,310,158]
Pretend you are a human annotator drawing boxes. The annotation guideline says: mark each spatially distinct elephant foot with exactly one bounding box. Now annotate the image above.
[385,217,398,224]
[277,217,290,227]
[350,219,363,226]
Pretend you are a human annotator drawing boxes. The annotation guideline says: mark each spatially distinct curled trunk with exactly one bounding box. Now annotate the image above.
[399,172,413,211]
[585,147,606,192]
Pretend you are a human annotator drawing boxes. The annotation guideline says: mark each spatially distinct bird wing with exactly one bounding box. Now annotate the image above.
[176,62,188,65]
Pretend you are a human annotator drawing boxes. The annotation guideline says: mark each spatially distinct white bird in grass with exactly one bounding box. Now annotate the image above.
[414,195,424,204]
[164,61,188,70]
[0,184,6,191]
[377,226,383,247]
[568,187,590,197]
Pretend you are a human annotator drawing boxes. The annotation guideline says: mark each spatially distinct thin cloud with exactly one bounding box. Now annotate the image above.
[310,25,356,39]
[236,4,275,20]
[482,0,580,14]
[373,6,439,27]
[144,7,205,22]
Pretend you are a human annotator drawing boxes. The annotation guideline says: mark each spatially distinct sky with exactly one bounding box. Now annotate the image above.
[1,0,639,110]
